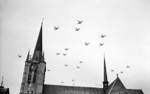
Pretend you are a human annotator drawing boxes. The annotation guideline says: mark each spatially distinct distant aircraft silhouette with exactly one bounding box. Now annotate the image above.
[126,66,130,68]
[47,69,50,71]
[111,69,115,72]
[18,55,22,58]
[75,28,80,31]
[100,34,106,38]
[72,79,74,81]
[61,81,64,83]
[77,66,80,68]
[99,43,104,46]
[80,61,83,63]
[65,64,68,67]
[54,26,59,30]
[85,42,90,45]
[95,84,97,85]
[77,20,83,24]
[65,48,69,51]
[73,84,75,85]
[57,53,60,55]
[63,53,67,56]
[120,71,124,74]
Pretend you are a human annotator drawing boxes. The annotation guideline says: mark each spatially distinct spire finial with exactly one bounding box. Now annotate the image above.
[42,18,44,25]
[1,76,4,86]
[117,74,118,77]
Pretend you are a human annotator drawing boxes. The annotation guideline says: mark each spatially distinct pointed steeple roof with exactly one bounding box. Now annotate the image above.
[103,54,108,83]
[106,74,129,94]
[26,50,30,61]
[32,23,43,61]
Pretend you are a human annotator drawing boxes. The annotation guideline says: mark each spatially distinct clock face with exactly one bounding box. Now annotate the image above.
[30,64,38,71]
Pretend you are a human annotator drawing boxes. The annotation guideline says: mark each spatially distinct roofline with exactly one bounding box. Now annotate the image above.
[44,84,102,89]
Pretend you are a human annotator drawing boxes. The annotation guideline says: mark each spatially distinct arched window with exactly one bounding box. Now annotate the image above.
[28,64,38,83]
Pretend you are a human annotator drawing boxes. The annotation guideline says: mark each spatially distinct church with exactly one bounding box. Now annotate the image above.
[19,23,144,94]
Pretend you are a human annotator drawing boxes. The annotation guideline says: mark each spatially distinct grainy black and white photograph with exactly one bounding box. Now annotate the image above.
[0,0,150,94]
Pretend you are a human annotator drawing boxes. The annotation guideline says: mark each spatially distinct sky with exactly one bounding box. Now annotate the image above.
[0,0,150,94]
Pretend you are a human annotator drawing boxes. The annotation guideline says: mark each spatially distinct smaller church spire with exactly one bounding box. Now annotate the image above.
[26,50,30,61]
[103,53,109,94]
[103,54,108,82]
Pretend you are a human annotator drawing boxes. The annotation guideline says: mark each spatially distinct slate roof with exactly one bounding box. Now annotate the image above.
[43,84,103,94]
[127,89,144,94]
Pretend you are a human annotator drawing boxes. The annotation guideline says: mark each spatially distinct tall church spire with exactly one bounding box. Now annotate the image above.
[103,54,109,94]
[32,22,43,61]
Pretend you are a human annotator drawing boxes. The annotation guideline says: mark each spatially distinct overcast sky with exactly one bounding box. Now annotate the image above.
[1,0,150,94]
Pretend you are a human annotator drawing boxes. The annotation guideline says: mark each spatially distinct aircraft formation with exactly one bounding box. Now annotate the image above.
[17,20,131,87]
[110,65,131,74]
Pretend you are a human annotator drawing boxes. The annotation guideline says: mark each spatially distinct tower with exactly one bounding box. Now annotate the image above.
[103,55,109,94]
[19,23,46,94]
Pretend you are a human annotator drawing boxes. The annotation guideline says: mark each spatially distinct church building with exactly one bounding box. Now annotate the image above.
[19,23,144,94]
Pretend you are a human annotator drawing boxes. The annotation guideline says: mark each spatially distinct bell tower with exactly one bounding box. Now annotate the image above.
[19,22,46,94]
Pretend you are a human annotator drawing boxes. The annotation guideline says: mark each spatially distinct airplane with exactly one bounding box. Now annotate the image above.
[18,55,22,58]
[77,20,83,24]
[61,81,64,83]
[65,64,68,67]
[57,53,60,55]
[47,69,50,71]
[126,66,130,68]
[120,71,124,74]
[77,66,80,68]
[100,34,106,38]
[111,69,115,72]
[63,53,67,56]
[54,26,59,30]
[80,61,83,63]
[99,43,104,46]
[72,79,74,81]
[75,28,80,31]
[65,48,69,51]
[85,42,90,45]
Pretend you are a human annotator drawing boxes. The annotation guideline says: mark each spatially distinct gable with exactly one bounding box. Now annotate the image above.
[43,84,103,94]
[106,77,129,94]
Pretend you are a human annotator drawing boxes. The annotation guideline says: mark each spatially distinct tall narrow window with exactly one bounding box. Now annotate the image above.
[28,64,38,83]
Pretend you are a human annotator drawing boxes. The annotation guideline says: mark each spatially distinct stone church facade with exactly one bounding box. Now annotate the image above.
[19,23,144,94]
